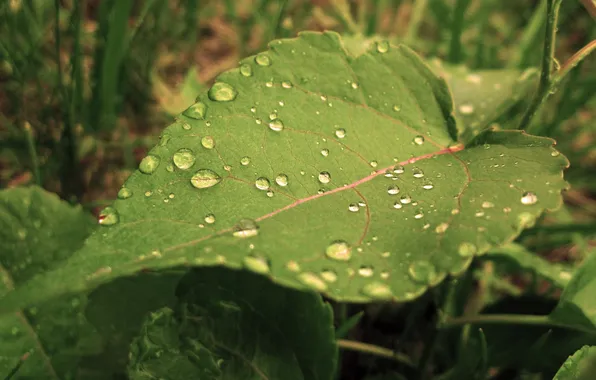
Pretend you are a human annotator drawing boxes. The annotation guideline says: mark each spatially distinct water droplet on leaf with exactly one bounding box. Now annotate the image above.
[255,54,271,66]
[318,171,331,184]
[98,207,119,226]
[182,102,207,119]
[239,64,253,77]
[204,214,216,224]
[325,240,351,261]
[139,155,161,174]
[521,192,538,205]
[387,185,400,195]
[408,261,438,284]
[335,128,346,139]
[361,282,393,300]
[458,242,477,257]
[208,82,237,102]
[173,148,196,170]
[117,187,132,199]
[190,169,222,189]
[413,135,425,145]
[268,119,284,132]
[243,255,270,274]
[201,136,215,149]
[376,40,389,53]
[233,219,259,238]
[275,174,288,187]
[240,156,251,166]
[255,177,271,190]
[297,272,327,291]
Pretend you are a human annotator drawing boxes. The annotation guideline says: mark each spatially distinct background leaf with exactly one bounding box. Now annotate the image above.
[0,186,102,378]
[128,268,338,380]
[0,32,568,309]
[553,345,596,380]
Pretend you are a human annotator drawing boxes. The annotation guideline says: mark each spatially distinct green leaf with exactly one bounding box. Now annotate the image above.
[0,32,568,308]
[0,186,102,378]
[550,254,596,332]
[484,243,574,288]
[553,346,596,380]
[128,268,337,380]
[430,60,538,142]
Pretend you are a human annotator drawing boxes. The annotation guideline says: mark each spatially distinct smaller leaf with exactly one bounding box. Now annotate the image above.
[484,243,574,288]
[553,346,596,380]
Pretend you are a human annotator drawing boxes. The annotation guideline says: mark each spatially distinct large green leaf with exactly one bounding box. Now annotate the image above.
[553,346,596,380]
[0,186,102,378]
[430,60,538,142]
[127,268,337,379]
[0,31,568,308]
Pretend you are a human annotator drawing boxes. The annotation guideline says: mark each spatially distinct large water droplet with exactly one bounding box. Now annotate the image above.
[182,102,207,119]
[297,272,327,291]
[255,53,271,66]
[376,40,389,53]
[239,64,253,77]
[240,156,251,166]
[325,240,351,261]
[173,148,196,170]
[361,282,393,300]
[458,242,477,257]
[117,187,132,199]
[98,207,119,226]
[318,171,331,184]
[413,135,425,145]
[335,128,346,139]
[139,155,161,174]
[408,261,437,284]
[208,82,237,102]
[190,169,222,189]
[268,119,284,132]
[275,174,288,187]
[243,255,270,274]
[387,185,400,195]
[255,177,271,190]
[521,191,538,205]
[233,219,259,238]
[201,136,215,149]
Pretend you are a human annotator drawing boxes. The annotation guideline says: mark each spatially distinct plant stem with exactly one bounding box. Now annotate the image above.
[336,339,416,368]
[440,314,596,335]
[404,0,428,46]
[507,0,548,68]
[554,39,596,85]
[23,122,41,186]
[447,0,471,63]
[517,0,563,131]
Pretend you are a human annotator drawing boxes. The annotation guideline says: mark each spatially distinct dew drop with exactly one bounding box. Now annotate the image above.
[393,202,403,209]
[335,128,346,139]
[459,104,474,115]
[297,272,327,291]
[318,171,331,184]
[233,219,259,238]
[243,255,270,274]
[351,82,359,89]
[358,266,374,277]
[325,240,351,261]
[387,185,400,195]
[173,148,196,170]
[182,102,207,119]
[275,174,288,187]
[414,210,424,219]
[348,203,359,212]
[321,148,329,157]
[412,167,424,178]
[393,165,405,174]
[393,105,401,112]
[551,150,560,157]
[321,269,338,283]
[117,187,132,199]
[422,180,434,190]
[240,156,251,166]
[376,40,389,53]
[181,122,191,130]
[481,201,494,209]
[98,207,119,226]
[208,82,237,102]
[239,63,253,77]
[190,169,222,189]
[458,242,477,257]
[268,119,284,132]
[282,81,293,89]
[139,155,161,174]
[255,177,271,190]
[408,261,438,284]
[400,195,412,204]
[361,282,393,300]
[201,136,215,149]
[250,106,257,113]
[413,135,425,145]
[255,53,272,66]
[521,192,538,205]
[204,214,216,224]
[435,223,449,234]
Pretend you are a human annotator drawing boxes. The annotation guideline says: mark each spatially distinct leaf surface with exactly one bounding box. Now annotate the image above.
[128,268,337,380]
[0,32,568,308]
[553,346,596,380]
[0,186,102,378]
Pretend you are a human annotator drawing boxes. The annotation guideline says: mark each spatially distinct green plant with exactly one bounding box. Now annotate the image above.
[1,1,595,379]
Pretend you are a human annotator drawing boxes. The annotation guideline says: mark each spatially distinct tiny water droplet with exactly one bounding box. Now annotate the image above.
[255,54,271,66]
[181,122,191,130]
[321,148,329,157]
[298,272,327,291]
[173,148,196,170]
[139,155,161,174]
[393,202,403,209]
[351,82,359,89]
[393,165,405,174]
[393,105,401,112]
[255,177,271,190]
[414,210,424,219]
[387,185,400,195]
[208,82,237,102]
[318,171,331,184]
[521,192,538,205]
[117,187,132,199]
[321,269,338,283]
[481,201,494,209]
[243,255,270,274]
[361,282,393,300]
[408,261,438,284]
[98,207,119,226]
[233,219,259,238]
[435,223,449,234]
[204,214,216,224]
[413,135,425,145]
[239,63,253,77]
[370,160,378,168]
[182,102,207,119]
[458,242,477,257]
[275,174,288,187]
[201,136,215,149]
[190,169,222,189]
[250,106,257,113]
[268,119,284,132]
[166,164,174,172]
[282,81,293,89]
[325,240,351,261]
[335,128,346,139]
[459,104,474,115]
[358,266,374,277]
[376,40,389,53]
[265,81,273,88]
[240,156,251,166]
